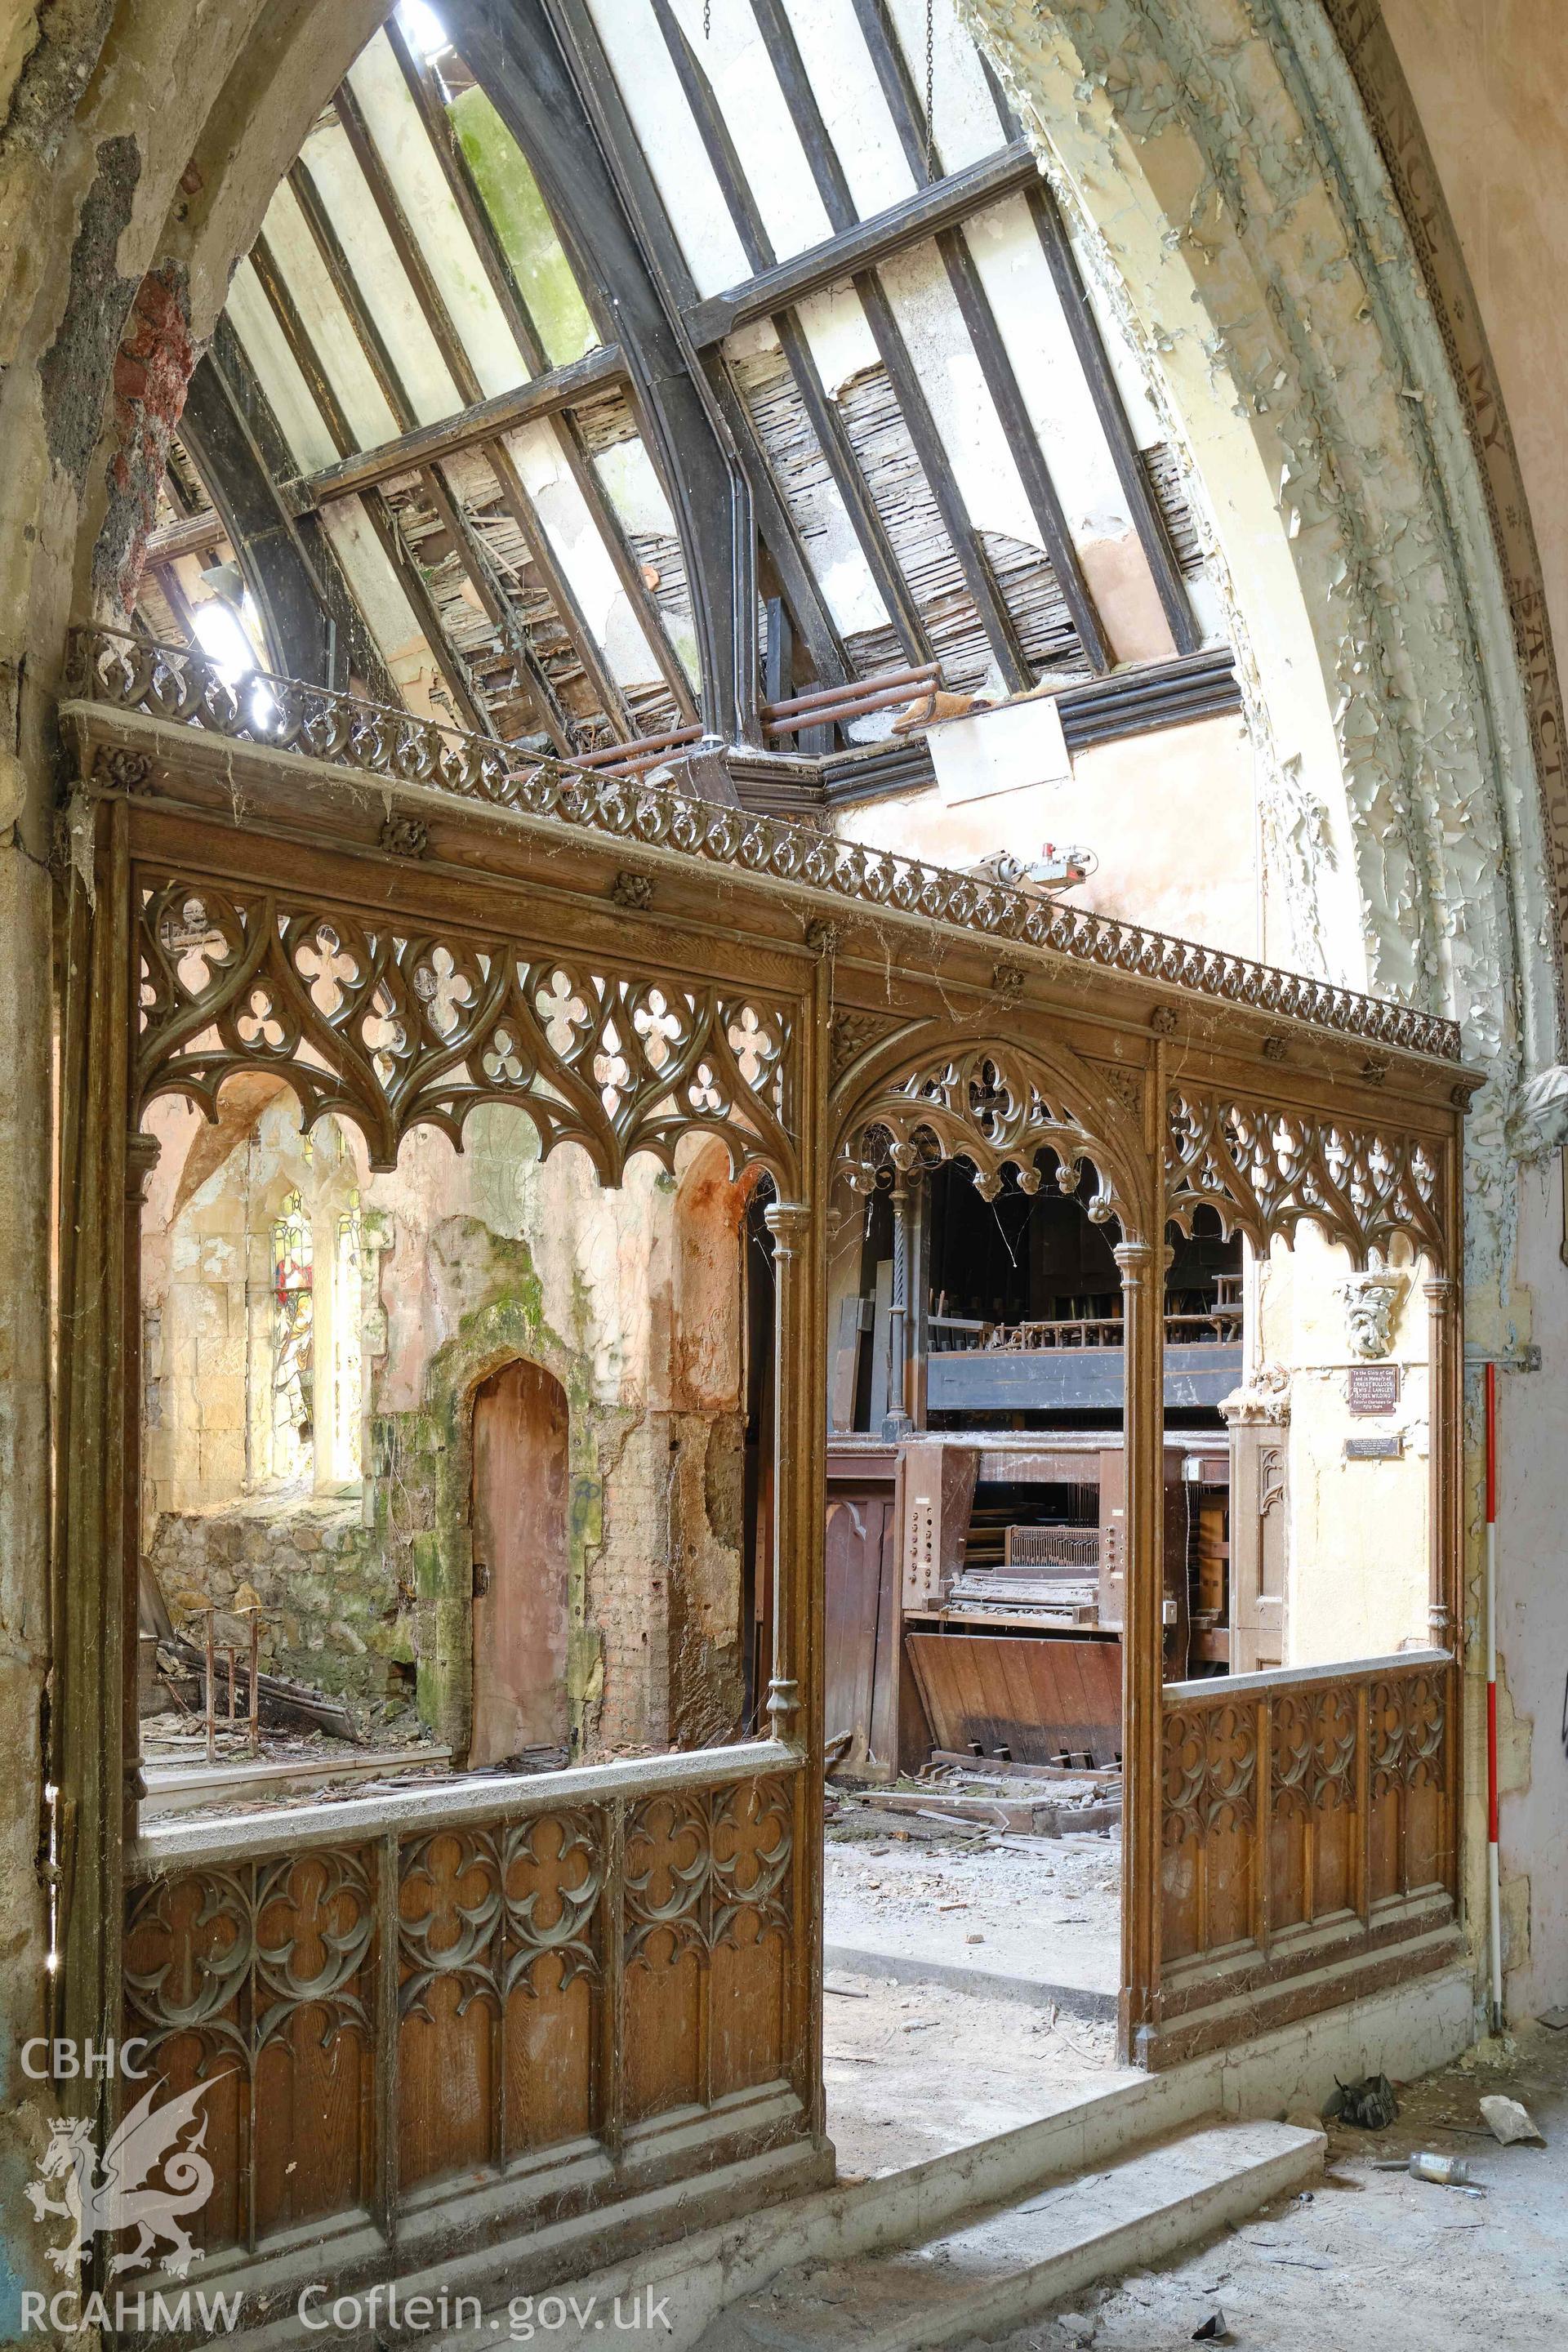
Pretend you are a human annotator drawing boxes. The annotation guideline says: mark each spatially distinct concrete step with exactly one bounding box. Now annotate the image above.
[694,2119,1325,2352]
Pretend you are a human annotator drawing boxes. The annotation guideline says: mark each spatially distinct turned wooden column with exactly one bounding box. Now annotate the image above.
[1116,1234,1165,2060]
[764,1199,812,1745]
[123,1129,162,1833]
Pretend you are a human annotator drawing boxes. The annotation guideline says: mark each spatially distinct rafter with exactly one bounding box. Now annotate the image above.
[444,0,764,737]
[385,13,698,724]
[418,461,575,750]
[682,143,1040,347]
[334,73,488,411]
[839,0,1108,673]
[660,0,928,672]
[535,0,848,696]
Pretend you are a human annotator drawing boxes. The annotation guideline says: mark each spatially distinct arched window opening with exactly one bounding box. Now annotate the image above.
[270,1187,314,1485]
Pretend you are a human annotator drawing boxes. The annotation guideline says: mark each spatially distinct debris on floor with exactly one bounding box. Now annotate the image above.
[979,2020,1568,2352]
[1325,2071,1400,2130]
[1480,2094,1546,2145]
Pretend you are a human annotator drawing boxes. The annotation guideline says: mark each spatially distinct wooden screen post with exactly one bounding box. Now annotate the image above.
[1116,1234,1164,2064]
[1425,1270,1461,1650]
[124,1131,161,1829]
[56,793,132,2142]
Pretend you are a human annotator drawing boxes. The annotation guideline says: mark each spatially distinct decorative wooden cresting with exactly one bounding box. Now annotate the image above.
[55,629,1473,2319]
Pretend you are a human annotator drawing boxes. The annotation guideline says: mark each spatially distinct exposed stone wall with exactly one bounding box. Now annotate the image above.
[148,1492,412,1708]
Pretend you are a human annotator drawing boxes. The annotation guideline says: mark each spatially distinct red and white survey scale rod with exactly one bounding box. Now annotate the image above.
[1485,1359,1503,2034]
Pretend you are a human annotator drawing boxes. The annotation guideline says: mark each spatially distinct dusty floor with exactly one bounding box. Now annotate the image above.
[822,1793,1124,2173]
[823,1964,1128,2178]
[1001,2023,1568,2351]
[825,1790,1122,2002]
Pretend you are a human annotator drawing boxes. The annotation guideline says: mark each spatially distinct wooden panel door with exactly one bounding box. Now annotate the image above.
[470,1359,569,1768]
[823,1486,899,1774]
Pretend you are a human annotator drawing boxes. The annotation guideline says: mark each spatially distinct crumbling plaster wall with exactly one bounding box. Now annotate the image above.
[1372,0,1568,2023]
[137,1095,752,1754]
[1253,1224,1432,1668]
[840,709,1260,955]
[962,0,1557,1241]
[960,0,1568,2031]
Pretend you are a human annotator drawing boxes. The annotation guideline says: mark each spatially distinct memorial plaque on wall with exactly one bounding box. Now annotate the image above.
[1344,1432,1404,1460]
[1348,1365,1400,1414]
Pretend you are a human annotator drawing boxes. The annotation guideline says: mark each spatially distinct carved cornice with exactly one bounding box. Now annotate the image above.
[72,626,1463,1063]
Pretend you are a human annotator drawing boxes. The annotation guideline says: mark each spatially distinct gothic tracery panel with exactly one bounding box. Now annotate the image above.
[136,872,798,1183]
[1160,1659,1455,1998]
[1165,1089,1446,1270]
[838,1045,1125,1214]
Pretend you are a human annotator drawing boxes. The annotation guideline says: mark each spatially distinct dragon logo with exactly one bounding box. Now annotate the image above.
[24,2078,216,2278]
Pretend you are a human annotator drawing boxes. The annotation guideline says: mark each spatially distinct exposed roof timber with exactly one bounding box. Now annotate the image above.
[655,2,1032,687]
[682,142,1040,347]
[773,310,932,665]
[248,229,358,460]
[385,13,542,368]
[285,97,638,745]
[935,229,1110,673]
[701,357,850,685]
[359,483,494,733]
[528,0,848,693]
[176,351,335,684]
[652,0,916,670]
[419,460,574,748]
[555,420,702,723]
[247,223,501,723]
[152,555,198,647]
[145,346,630,564]
[243,233,497,726]
[1021,182,1200,659]
[334,72,488,410]
[852,269,1032,693]
[301,345,626,502]
[287,154,421,433]
[481,436,635,736]
[447,0,760,737]
[842,0,1108,673]
[385,11,699,724]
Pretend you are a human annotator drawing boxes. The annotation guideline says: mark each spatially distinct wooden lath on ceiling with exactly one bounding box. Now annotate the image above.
[141,0,1212,764]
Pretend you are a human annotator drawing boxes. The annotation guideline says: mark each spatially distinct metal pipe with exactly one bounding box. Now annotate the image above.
[204,1607,216,1766]
[762,662,936,722]
[573,724,703,768]
[248,1609,261,1756]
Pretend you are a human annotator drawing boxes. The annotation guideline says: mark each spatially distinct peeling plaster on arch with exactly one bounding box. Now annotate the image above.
[959,0,1557,1300]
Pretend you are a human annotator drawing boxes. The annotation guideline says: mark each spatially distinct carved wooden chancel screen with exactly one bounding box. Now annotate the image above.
[54,628,1474,2321]
[52,767,830,2311]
